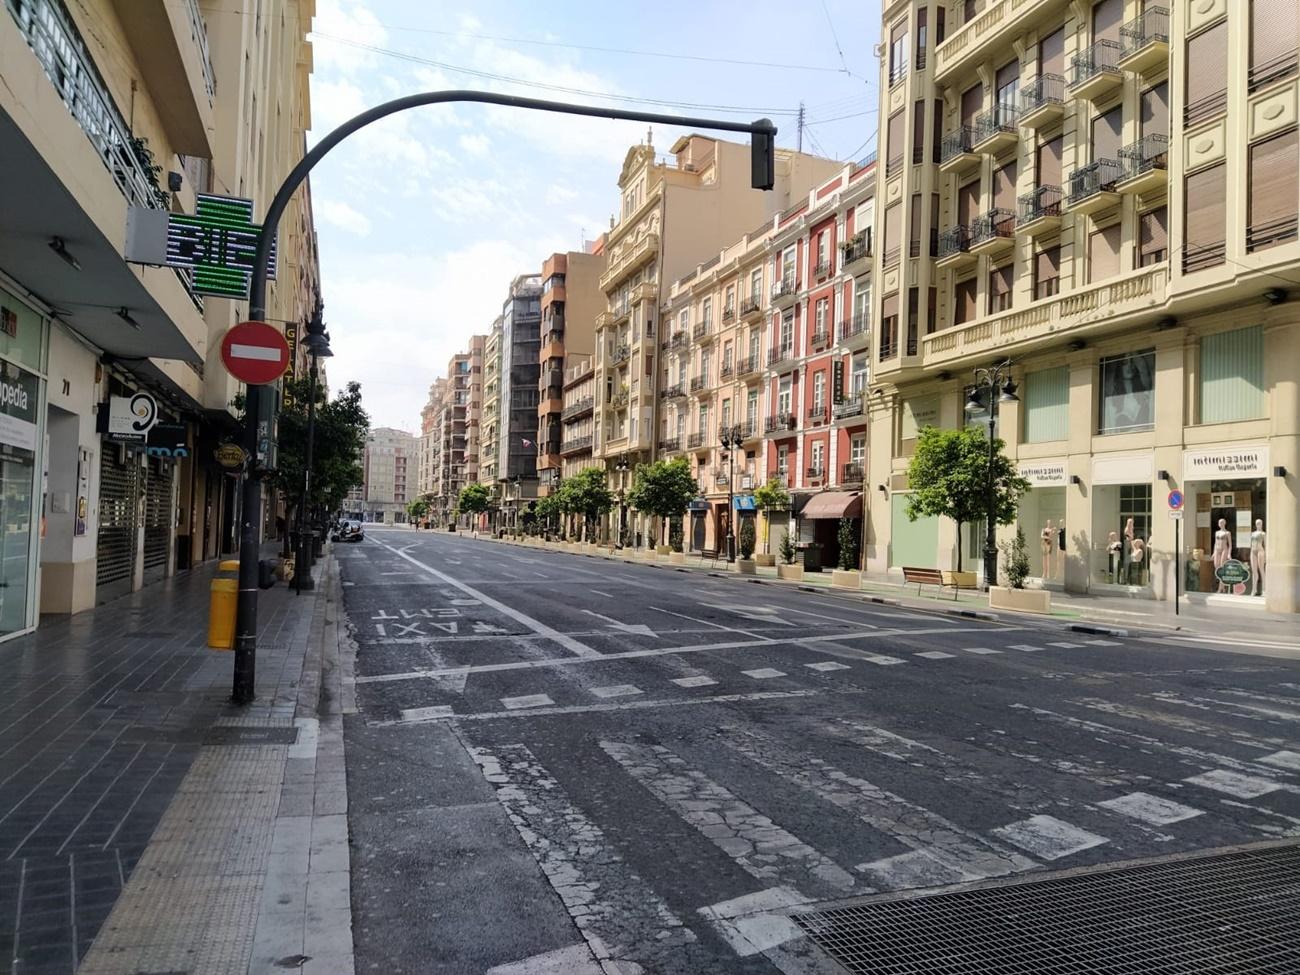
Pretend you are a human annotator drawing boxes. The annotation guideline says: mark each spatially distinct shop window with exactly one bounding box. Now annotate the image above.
[1200,325,1265,423]
[1186,480,1268,596]
[1098,349,1155,434]
[1023,367,1069,443]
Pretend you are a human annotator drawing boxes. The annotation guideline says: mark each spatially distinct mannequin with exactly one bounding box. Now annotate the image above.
[1041,520,1055,578]
[1251,519,1267,596]
[1213,517,1233,593]
[1107,531,1123,583]
[1129,536,1146,585]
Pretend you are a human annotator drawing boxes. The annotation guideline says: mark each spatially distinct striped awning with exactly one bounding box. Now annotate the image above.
[801,491,862,520]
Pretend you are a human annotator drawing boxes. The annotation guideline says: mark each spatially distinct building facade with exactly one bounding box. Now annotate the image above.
[868,0,1300,613]
[354,426,415,524]
[480,318,502,493]
[498,274,543,528]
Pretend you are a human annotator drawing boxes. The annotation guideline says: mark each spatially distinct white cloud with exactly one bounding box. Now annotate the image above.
[429,177,513,220]
[310,0,387,74]
[458,133,491,157]
[544,184,578,205]
[316,199,371,236]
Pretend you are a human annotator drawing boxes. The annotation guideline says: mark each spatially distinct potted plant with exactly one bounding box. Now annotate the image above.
[669,520,687,565]
[736,517,757,575]
[830,517,862,589]
[777,529,802,582]
[751,476,790,567]
[991,526,1052,613]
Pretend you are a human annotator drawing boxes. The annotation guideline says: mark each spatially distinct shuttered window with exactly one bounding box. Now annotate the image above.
[936,5,946,44]
[913,100,927,162]
[932,98,943,163]
[961,84,982,128]
[880,293,900,359]
[1040,27,1065,77]
[1093,0,1122,41]
[993,160,1017,212]
[988,264,1014,314]
[1141,82,1169,138]
[995,59,1020,114]
[1089,224,1122,282]
[890,19,909,84]
[1138,206,1168,266]
[1024,367,1069,443]
[916,7,928,69]
[1185,163,1227,272]
[1092,106,1122,162]
[954,278,978,325]
[1247,127,1299,252]
[1201,326,1265,423]
[909,193,922,257]
[1035,245,1061,299]
[887,110,905,175]
[883,202,902,266]
[1187,21,1228,124]
[957,179,980,226]
[1250,0,1299,90]
[930,192,940,256]
[1037,136,1063,186]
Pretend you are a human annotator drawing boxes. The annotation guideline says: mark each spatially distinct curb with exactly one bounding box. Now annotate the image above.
[945,608,998,622]
[1066,622,1131,637]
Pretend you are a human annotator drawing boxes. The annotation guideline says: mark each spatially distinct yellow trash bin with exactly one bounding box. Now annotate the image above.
[208,560,240,650]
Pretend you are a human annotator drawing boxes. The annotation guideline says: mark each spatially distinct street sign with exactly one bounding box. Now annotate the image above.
[1167,489,1184,510]
[221,321,290,385]
[1168,509,1183,520]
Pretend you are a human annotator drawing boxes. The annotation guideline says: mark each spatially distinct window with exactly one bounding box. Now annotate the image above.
[932,98,943,163]
[678,309,688,332]
[883,202,902,266]
[1138,207,1168,266]
[1093,0,1122,42]
[1089,224,1122,282]
[889,19,908,84]
[778,378,792,417]
[779,312,794,353]
[721,398,731,428]
[995,59,1019,121]
[887,110,906,176]
[854,281,871,323]
[880,293,900,359]
[1035,245,1061,299]
[817,233,828,270]
[909,193,922,257]
[916,7,928,69]
[1099,350,1155,434]
[957,179,979,228]
[936,4,946,43]
[810,442,825,475]
[929,192,940,256]
[698,404,709,438]
[781,247,796,283]
[702,297,712,324]
[746,390,758,426]
[993,160,1017,215]
[913,100,927,163]
[960,83,982,132]
[1185,163,1227,272]
[851,354,868,395]
[813,372,825,411]
[1037,135,1063,192]
[815,299,828,339]
[725,286,735,314]
[907,288,919,354]
[1201,325,1265,423]
[954,278,978,326]
[1024,367,1069,442]
[1247,128,1299,252]
[850,436,865,465]
[927,286,937,334]
[749,268,762,300]
[1187,20,1228,125]
[1092,105,1122,163]
[989,264,1013,314]
[1039,27,1065,77]
[1141,82,1169,138]
[1250,0,1298,90]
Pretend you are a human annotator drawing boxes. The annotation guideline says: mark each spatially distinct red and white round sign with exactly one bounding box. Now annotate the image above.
[221,321,291,385]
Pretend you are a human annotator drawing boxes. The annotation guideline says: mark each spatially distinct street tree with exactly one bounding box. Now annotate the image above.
[533,491,563,537]
[837,517,859,570]
[751,476,791,554]
[456,482,491,530]
[556,467,614,541]
[406,497,429,527]
[904,426,1030,571]
[625,457,698,546]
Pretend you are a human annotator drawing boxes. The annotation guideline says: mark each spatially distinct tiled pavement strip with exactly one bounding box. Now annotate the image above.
[0,551,355,975]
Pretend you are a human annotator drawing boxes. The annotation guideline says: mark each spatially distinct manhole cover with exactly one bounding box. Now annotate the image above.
[203,726,299,745]
[794,841,1300,974]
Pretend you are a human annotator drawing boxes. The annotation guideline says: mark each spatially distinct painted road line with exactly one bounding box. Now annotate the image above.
[1084,639,1122,646]
[399,705,455,723]
[599,741,857,899]
[863,654,907,666]
[1259,750,1300,771]
[501,695,555,711]
[915,651,956,660]
[590,685,643,700]
[1183,770,1282,799]
[770,605,879,629]
[742,668,786,679]
[1008,644,1043,652]
[1097,792,1203,825]
[373,538,601,659]
[672,676,719,688]
[590,590,614,598]
[991,815,1108,860]
[433,688,831,723]
[484,944,602,975]
[1047,642,1085,649]
[805,662,852,672]
[963,647,1001,655]
[697,888,808,959]
[470,744,695,971]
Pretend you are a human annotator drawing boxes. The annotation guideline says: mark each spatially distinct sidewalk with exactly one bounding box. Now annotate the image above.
[0,550,354,975]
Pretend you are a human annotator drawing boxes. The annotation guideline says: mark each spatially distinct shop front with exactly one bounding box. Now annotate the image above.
[1181,445,1270,603]
[1017,459,1068,585]
[1090,452,1155,594]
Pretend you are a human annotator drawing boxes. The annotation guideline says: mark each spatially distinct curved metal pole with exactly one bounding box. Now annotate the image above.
[231,90,776,704]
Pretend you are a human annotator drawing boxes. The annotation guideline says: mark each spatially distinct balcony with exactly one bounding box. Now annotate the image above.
[935,0,1060,82]
[560,435,594,456]
[658,437,681,453]
[694,320,714,343]
[771,277,799,308]
[813,259,832,279]
[600,232,659,290]
[720,361,735,380]
[806,466,825,481]
[809,325,833,352]
[764,414,798,435]
[722,305,736,323]
[659,383,685,400]
[561,396,594,420]
[611,343,632,365]
[609,390,629,410]
[740,295,763,319]
[1069,40,1124,101]
[838,313,870,347]
[833,396,866,422]
[1115,135,1169,195]
[689,375,708,395]
[936,225,975,269]
[939,126,979,174]
[1118,6,1169,76]
[740,421,761,442]
[1018,185,1062,236]
[970,208,1016,258]
[687,432,707,450]
[737,354,762,379]
[920,265,1167,370]
[840,229,872,270]
[665,331,688,353]
[1019,74,1065,129]
[1065,159,1123,214]
[767,345,797,370]
[972,103,1019,154]
[806,405,829,427]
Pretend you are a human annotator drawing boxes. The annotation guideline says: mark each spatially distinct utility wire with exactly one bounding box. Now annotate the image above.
[806,108,878,124]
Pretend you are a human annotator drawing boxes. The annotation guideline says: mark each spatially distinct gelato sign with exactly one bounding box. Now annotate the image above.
[1182,445,1268,480]
[1019,459,1068,487]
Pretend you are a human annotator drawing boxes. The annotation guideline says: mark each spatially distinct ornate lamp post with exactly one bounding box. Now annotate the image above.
[719,425,743,562]
[963,362,1019,592]
[293,300,332,594]
[614,455,631,547]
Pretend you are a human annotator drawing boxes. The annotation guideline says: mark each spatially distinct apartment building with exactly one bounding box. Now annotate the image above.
[560,356,598,482]
[480,318,503,493]
[594,135,843,543]
[462,333,485,501]
[662,159,876,560]
[418,377,446,502]
[1,0,318,631]
[868,0,1299,613]
[538,247,605,495]
[498,275,543,528]
[358,426,416,524]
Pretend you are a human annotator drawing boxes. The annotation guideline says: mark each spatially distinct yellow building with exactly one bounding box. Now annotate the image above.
[868,0,1298,613]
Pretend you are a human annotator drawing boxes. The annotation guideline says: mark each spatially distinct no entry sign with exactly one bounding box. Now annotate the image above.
[221,321,290,385]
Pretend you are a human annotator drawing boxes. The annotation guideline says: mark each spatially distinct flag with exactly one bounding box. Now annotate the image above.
[521,438,534,447]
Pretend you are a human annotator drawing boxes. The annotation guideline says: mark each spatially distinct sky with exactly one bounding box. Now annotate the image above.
[306,0,883,433]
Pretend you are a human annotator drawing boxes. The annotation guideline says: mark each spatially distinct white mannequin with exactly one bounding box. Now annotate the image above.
[1213,517,1233,593]
[1107,531,1122,583]
[1041,520,1055,578]
[1251,519,1266,596]
[1129,536,1146,585]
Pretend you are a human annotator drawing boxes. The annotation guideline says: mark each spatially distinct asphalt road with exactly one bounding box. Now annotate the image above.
[339,527,1300,974]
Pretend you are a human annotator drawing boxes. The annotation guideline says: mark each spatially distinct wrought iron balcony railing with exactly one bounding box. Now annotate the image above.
[838,313,870,341]
[833,397,865,420]
[939,125,977,165]
[1066,159,1123,207]
[840,229,872,265]
[1119,5,1169,58]
[841,463,864,483]
[1117,134,1169,181]
[659,383,685,400]
[1019,184,1062,225]
[970,208,1016,248]
[764,413,797,433]
[937,225,973,261]
[973,102,1019,144]
[1069,39,1123,89]
[1020,74,1065,115]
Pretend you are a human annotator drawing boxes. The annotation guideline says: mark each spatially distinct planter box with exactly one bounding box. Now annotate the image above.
[655,544,671,556]
[755,553,776,567]
[989,586,1052,614]
[777,564,803,582]
[669,551,687,565]
[736,559,757,575]
[831,569,862,589]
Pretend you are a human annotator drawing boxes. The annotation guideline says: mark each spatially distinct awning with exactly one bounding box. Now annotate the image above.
[687,498,709,512]
[801,491,862,520]
[733,495,757,511]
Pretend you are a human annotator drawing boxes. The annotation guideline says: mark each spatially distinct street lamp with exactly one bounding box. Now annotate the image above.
[964,361,1018,592]
[293,299,332,594]
[614,455,631,548]
[719,425,743,562]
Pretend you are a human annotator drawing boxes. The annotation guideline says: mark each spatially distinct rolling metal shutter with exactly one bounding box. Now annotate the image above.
[96,450,138,599]
[142,457,173,585]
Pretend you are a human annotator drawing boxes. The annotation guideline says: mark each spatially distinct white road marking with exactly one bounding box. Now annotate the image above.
[857,849,987,888]
[1097,792,1203,825]
[672,675,719,688]
[1008,644,1043,652]
[863,654,907,666]
[699,603,796,626]
[373,538,601,659]
[963,647,1001,655]
[1259,750,1300,771]
[915,651,956,660]
[1183,769,1282,798]
[580,609,656,638]
[590,684,643,699]
[437,688,829,723]
[501,694,555,710]
[484,944,602,975]
[400,705,455,722]
[698,888,808,958]
[991,815,1108,860]
[743,668,786,679]
[772,605,879,629]
[1084,639,1121,646]
[806,661,852,672]
[590,590,614,598]
[1047,641,1085,649]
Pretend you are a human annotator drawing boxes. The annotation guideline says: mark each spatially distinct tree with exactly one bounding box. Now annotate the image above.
[739,517,756,560]
[904,426,1031,571]
[625,458,699,546]
[778,529,798,565]
[999,525,1031,589]
[406,497,429,526]
[752,476,791,554]
[533,491,563,536]
[837,517,859,570]
[456,482,491,528]
[556,467,614,540]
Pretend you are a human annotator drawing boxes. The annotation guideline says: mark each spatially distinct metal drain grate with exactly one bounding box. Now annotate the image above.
[794,841,1300,974]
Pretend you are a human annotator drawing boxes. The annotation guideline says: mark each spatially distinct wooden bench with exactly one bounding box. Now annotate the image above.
[902,567,980,598]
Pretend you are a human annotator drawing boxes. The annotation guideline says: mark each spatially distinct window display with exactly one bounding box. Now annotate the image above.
[1098,350,1155,434]
[1183,477,1267,596]
[1092,483,1151,587]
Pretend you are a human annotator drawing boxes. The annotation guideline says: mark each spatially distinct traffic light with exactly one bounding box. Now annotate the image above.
[751,118,776,191]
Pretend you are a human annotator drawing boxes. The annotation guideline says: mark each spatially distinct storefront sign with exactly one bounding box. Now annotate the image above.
[165,194,277,299]
[0,366,39,454]
[1019,459,1068,487]
[1214,559,1250,586]
[1182,445,1269,480]
[1092,452,1154,486]
[214,442,248,468]
[104,393,159,443]
[146,423,189,459]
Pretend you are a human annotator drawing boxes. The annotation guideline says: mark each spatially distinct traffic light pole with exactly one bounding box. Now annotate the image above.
[232,90,776,705]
